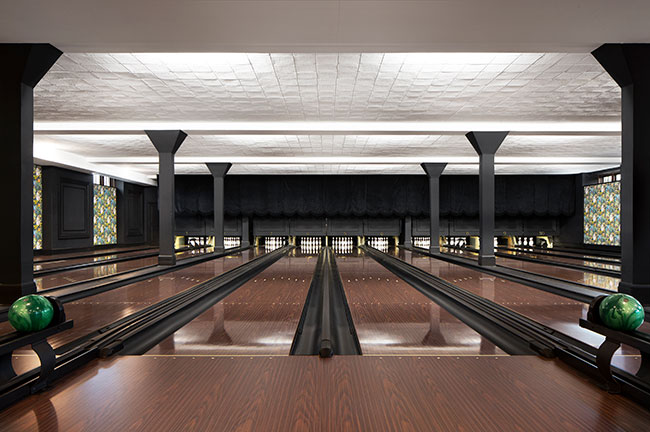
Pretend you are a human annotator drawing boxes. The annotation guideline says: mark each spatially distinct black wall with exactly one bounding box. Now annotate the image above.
[42,166,94,251]
[40,166,158,252]
[174,174,577,238]
[175,175,576,219]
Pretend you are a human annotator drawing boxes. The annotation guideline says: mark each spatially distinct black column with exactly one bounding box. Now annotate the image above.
[0,44,61,304]
[466,132,508,266]
[593,44,650,304]
[206,163,232,253]
[146,130,187,266]
[421,163,447,253]
[241,216,250,247]
[403,216,412,248]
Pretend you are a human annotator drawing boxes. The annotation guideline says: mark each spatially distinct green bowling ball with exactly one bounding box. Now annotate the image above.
[8,295,54,332]
[598,294,645,332]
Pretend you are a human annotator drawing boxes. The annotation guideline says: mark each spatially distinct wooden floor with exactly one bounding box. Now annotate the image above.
[2,355,649,431]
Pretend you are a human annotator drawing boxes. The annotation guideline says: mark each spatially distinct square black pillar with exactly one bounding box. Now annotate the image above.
[0,44,61,304]
[421,163,447,253]
[593,44,650,304]
[403,216,412,248]
[206,163,232,253]
[241,216,250,248]
[146,130,187,266]
[466,132,509,266]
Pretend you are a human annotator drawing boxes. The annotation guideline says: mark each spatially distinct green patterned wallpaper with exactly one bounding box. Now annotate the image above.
[33,166,42,250]
[94,184,117,245]
[584,182,620,246]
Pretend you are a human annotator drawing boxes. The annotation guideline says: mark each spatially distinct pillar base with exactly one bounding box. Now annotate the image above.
[214,246,224,254]
[618,281,650,305]
[0,281,37,305]
[429,246,440,254]
[241,241,250,248]
[478,255,496,266]
[158,255,177,266]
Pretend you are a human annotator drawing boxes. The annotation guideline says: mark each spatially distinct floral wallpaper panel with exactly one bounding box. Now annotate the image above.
[584,182,620,246]
[33,166,42,250]
[94,184,117,245]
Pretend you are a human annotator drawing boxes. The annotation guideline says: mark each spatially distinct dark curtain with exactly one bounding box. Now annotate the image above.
[174,174,576,219]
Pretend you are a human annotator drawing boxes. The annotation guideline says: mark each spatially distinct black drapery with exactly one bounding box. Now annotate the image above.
[174,175,576,219]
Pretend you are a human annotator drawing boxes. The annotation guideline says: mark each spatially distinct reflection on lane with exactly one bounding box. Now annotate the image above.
[402,247,644,374]
[337,251,506,356]
[147,252,317,356]
[442,246,620,291]
[0,249,262,351]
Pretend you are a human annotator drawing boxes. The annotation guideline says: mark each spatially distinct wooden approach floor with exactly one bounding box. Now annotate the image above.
[2,355,649,431]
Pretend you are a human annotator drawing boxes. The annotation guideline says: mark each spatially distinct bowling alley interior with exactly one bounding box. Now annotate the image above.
[2,2,650,431]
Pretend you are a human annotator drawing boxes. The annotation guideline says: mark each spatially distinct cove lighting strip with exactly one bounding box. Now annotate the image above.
[34,120,621,135]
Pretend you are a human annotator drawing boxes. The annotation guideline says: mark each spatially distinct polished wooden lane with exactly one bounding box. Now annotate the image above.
[337,253,505,356]
[443,246,620,291]
[33,248,158,272]
[498,249,621,272]
[33,245,156,263]
[147,253,316,356]
[402,248,644,373]
[35,256,158,290]
[1,355,649,431]
[34,247,215,291]
[0,249,262,354]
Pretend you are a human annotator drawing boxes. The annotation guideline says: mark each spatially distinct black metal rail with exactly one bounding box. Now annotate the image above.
[0,245,291,410]
[290,247,361,357]
[364,245,650,406]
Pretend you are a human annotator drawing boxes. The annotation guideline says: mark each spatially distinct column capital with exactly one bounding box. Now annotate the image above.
[592,44,650,88]
[145,130,187,154]
[0,44,62,88]
[421,163,447,178]
[206,163,232,178]
[466,131,509,155]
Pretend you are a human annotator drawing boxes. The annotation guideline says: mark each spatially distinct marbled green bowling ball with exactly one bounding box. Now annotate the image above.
[599,294,645,331]
[8,295,54,332]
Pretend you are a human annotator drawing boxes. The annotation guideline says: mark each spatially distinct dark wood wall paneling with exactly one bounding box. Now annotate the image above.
[41,168,159,252]
[117,181,145,245]
[42,167,94,252]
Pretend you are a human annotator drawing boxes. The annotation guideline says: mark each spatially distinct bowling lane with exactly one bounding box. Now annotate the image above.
[0,249,263,352]
[147,251,316,356]
[34,245,156,263]
[511,245,620,261]
[35,247,216,291]
[401,248,644,373]
[33,247,158,272]
[336,251,506,356]
[442,247,620,291]
[497,248,621,272]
